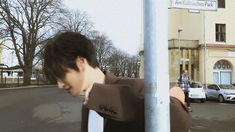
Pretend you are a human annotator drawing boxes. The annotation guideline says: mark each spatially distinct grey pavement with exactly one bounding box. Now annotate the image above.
[1,86,235,132]
[0,86,83,132]
[191,101,235,132]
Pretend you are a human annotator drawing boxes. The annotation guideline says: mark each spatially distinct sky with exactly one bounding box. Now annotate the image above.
[63,0,142,55]
[1,0,141,67]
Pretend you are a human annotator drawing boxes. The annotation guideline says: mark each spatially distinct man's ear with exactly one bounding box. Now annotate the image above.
[76,57,87,72]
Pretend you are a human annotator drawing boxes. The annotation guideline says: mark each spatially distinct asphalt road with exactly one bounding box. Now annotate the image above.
[191,100,235,132]
[0,86,83,132]
[0,86,235,132]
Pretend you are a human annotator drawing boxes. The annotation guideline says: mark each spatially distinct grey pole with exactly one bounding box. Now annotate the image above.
[203,11,207,88]
[178,28,183,76]
[143,0,170,132]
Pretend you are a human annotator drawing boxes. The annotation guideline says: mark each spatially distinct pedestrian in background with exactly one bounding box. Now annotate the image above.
[178,69,191,112]
[43,31,191,132]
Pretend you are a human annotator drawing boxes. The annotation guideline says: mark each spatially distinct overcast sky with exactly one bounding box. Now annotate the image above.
[63,0,142,55]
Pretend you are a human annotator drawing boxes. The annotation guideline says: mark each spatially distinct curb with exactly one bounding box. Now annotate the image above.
[0,85,57,91]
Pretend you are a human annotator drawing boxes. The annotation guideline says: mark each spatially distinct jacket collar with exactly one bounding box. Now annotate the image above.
[104,72,120,84]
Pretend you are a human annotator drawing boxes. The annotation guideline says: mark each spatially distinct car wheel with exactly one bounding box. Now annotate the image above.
[218,95,224,103]
[200,99,205,103]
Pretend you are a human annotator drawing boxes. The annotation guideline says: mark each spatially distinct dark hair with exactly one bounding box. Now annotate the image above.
[43,31,99,82]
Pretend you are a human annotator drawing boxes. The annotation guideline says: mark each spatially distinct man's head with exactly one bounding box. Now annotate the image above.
[182,69,188,74]
[43,31,99,95]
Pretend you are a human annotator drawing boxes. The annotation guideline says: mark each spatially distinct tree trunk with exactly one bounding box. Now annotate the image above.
[23,66,32,85]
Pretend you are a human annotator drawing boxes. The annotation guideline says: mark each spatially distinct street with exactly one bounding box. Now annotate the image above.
[0,86,83,132]
[191,100,235,132]
[0,86,235,132]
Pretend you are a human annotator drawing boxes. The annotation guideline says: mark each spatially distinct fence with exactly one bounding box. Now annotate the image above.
[0,75,50,88]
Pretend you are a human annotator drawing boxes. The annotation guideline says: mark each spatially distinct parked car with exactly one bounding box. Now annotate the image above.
[205,84,235,103]
[189,81,206,103]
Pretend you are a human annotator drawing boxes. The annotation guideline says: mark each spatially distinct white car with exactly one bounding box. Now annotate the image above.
[189,82,206,103]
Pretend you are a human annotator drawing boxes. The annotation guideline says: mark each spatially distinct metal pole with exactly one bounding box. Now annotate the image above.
[178,28,183,75]
[203,11,207,87]
[143,0,170,132]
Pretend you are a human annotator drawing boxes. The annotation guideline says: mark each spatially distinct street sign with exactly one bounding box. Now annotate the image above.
[180,58,190,62]
[176,58,189,64]
[171,0,218,11]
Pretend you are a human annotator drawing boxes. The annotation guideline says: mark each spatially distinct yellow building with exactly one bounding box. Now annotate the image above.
[139,0,235,85]
[168,0,235,85]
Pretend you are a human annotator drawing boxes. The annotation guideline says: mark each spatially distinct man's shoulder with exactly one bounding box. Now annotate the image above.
[119,77,144,83]
[116,78,144,89]
[104,73,144,94]
[105,72,144,85]
[170,97,191,131]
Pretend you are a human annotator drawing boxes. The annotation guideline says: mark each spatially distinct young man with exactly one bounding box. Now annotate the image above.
[43,31,191,132]
[178,70,191,111]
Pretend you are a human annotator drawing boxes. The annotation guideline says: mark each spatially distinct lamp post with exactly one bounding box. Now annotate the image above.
[178,28,183,75]
[203,11,207,87]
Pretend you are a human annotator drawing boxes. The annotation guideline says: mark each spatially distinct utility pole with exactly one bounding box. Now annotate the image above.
[178,28,183,75]
[203,11,207,88]
[143,0,170,132]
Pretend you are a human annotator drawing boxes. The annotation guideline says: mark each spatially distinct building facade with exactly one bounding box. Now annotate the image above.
[168,0,235,85]
[139,0,235,85]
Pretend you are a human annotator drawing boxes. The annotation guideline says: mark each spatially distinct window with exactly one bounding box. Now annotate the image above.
[208,85,216,90]
[218,0,225,8]
[213,72,219,84]
[220,71,231,84]
[213,60,231,70]
[213,60,232,84]
[215,24,226,42]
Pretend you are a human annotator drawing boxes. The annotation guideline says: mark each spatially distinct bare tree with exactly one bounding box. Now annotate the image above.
[107,49,121,76]
[57,10,93,35]
[126,55,140,77]
[106,49,127,76]
[107,48,140,77]
[0,0,65,85]
[89,31,114,71]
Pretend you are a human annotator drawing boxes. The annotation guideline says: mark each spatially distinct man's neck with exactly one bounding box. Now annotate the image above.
[91,68,105,84]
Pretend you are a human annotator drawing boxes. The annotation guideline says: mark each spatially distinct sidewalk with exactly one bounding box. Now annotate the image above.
[0,85,56,91]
